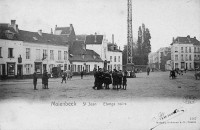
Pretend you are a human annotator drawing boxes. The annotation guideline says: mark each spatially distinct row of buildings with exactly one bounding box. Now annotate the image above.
[148,35,200,71]
[0,20,122,79]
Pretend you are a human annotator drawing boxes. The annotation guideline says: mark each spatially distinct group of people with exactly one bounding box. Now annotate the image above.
[92,68,127,90]
[33,70,49,90]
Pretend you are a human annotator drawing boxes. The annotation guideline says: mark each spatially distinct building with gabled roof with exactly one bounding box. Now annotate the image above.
[107,43,122,71]
[85,33,122,71]
[171,35,200,70]
[69,40,103,73]
[54,24,76,48]
[0,20,70,79]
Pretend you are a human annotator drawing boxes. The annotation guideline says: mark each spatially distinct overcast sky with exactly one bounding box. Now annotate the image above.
[0,0,200,52]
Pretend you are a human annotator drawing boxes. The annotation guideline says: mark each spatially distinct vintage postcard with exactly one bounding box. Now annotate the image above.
[0,0,200,130]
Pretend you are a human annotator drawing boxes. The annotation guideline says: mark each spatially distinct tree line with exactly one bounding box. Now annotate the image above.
[123,23,151,65]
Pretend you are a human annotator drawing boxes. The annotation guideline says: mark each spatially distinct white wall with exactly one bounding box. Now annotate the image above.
[0,39,23,76]
[71,61,103,72]
[171,43,199,70]
[107,51,122,71]
[23,42,69,75]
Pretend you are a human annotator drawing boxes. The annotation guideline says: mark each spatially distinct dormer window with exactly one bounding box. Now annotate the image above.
[82,54,85,59]
[93,55,96,59]
[33,37,38,41]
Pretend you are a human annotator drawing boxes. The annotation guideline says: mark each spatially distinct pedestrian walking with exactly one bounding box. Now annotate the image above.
[147,66,150,76]
[42,71,49,89]
[122,75,127,90]
[169,69,176,79]
[61,71,67,83]
[81,71,84,79]
[92,68,98,89]
[33,71,38,90]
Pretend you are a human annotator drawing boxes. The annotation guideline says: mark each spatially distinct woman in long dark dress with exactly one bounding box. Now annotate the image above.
[43,71,49,89]
[33,71,38,90]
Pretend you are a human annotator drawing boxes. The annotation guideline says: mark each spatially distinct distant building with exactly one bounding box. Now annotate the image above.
[148,47,171,71]
[69,40,103,73]
[55,26,104,72]
[107,43,122,71]
[171,35,200,70]
[85,33,122,71]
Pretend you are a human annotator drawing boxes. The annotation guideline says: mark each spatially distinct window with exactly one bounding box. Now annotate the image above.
[189,55,191,61]
[36,49,40,60]
[118,56,120,62]
[110,56,112,62]
[114,64,116,69]
[58,51,61,60]
[175,55,178,61]
[194,55,197,60]
[198,47,200,52]
[189,47,191,53]
[43,49,47,60]
[181,62,184,69]
[181,54,183,61]
[181,47,184,53]
[64,51,68,60]
[50,50,54,60]
[25,64,31,74]
[190,63,192,69]
[118,64,120,70]
[114,56,116,62]
[175,63,178,69]
[0,47,2,57]
[194,47,196,53]
[175,47,178,52]
[185,54,188,61]
[26,48,30,59]
[8,48,14,58]
[185,47,188,53]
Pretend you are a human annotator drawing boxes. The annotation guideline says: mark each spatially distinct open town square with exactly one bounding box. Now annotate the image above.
[0,71,199,101]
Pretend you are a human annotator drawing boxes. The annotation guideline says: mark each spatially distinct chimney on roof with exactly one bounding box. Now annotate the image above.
[38,30,42,36]
[10,20,19,33]
[94,32,97,43]
[194,36,196,39]
[112,34,114,44]
[70,24,73,31]
[187,35,190,38]
[11,20,16,25]
[51,28,53,34]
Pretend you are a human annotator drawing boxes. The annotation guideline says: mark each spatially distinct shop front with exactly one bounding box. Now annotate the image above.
[7,62,15,77]
[34,62,42,74]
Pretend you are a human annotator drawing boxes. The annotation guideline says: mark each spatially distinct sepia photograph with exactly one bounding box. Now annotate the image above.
[0,0,200,129]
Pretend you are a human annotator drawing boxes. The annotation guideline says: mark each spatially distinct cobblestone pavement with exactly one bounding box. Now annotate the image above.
[0,71,199,101]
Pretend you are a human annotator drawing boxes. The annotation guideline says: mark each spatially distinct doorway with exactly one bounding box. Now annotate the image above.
[17,64,23,78]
